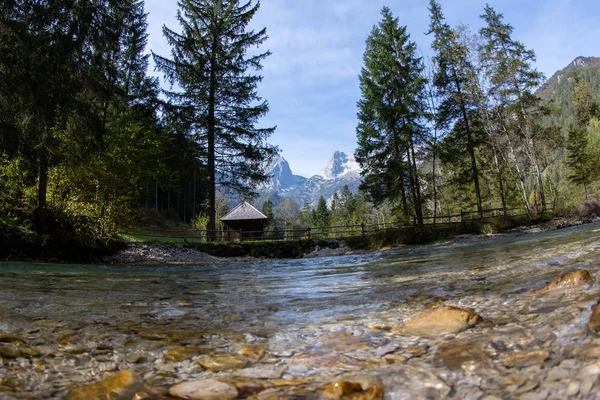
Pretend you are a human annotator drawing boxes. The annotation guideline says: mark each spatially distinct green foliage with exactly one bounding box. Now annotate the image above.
[565,125,591,195]
[192,213,209,231]
[428,1,483,215]
[262,199,274,224]
[313,196,330,228]
[356,7,426,222]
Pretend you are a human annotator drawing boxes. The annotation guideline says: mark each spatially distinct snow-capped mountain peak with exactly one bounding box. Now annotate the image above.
[255,150,362,209]
[317,151,361,180]
[262,154,307,191]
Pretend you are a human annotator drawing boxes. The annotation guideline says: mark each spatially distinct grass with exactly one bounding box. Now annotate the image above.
[120,233,188,244]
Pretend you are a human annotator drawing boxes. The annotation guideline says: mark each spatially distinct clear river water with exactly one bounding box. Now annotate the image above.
[2,223,600,399]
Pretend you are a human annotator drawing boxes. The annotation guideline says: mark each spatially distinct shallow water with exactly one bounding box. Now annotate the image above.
[2,223,600,399]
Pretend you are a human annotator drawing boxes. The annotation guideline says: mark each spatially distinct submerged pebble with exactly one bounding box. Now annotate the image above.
[391,305,482,336]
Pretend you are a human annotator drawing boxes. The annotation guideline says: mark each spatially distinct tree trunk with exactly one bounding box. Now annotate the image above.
[410,138,423,225]
[492,145,507,213]
[527,136,546,214]
[432,135,438,224]
[505,135,532,218]
[405,144,419,225]
[37,144,49,224]
[207,38,217,240]
[192,170,197,220]
[452,72,483,217]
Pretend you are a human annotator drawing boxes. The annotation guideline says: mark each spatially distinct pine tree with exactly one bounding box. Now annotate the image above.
[154,0,277,235]
[566,79,597,197]
[356,7,426,224]
[427,0,483,216]
[262,198,274,224]
[314,196,330,228]
[566,125,591,198]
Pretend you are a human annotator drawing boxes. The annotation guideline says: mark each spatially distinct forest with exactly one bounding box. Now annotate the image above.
[1,0,599,251]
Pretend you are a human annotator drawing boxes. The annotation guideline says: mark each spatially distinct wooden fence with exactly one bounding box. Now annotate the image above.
[129,207,524,244]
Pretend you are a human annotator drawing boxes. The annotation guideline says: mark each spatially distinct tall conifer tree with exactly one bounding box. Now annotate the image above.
[154,0,276,235]
[356,7,426,223]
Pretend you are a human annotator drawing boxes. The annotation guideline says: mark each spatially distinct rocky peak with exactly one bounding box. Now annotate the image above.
[570,56,600,68]
[318,151,361,180]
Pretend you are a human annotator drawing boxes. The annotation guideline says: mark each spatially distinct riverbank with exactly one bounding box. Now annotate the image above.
[1,215,594,265]
[102,216,594,265]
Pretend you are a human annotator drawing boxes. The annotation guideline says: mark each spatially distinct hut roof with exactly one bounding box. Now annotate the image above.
[220,201,268,221]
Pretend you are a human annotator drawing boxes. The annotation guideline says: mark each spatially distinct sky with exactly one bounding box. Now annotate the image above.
[145,0,600,177]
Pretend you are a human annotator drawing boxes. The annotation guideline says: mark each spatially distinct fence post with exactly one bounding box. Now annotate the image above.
[183,229,187,243]
[361,223,365,236]
[239,228,243,242]
[307,227,311,240]
[460,210,465,223]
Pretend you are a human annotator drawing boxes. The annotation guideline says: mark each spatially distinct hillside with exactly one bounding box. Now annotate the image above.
[536,56,600,128]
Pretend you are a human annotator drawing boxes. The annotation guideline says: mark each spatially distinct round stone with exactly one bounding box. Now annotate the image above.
[169,379,238,400]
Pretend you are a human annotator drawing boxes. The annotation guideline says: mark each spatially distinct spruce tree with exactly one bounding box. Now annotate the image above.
[566,125,591,198]
[262,199,274,225]
[356,7,426,224]
[154,0,276,235]
[427,0,483,216]
[566,79,597,196]
[314,196,330,228]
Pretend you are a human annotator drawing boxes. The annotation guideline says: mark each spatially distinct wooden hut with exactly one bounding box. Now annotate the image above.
[220,201,268,241]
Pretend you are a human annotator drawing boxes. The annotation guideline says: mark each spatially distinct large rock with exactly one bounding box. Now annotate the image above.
[169,379,238,400]
[588,298,600,334]
[67,371,144,400]
[392,306,482,337]
[526,270,592,296]
[575,201,600,219]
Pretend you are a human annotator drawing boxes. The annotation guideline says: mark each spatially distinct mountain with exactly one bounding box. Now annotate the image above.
[256,151,362,209]
[262,154,307,192]
[536,56,600,128]
[318,151,361,180]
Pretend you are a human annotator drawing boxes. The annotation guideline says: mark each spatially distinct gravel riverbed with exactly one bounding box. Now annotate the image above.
[1,222,600,399]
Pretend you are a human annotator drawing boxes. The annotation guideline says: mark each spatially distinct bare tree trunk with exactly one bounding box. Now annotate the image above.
[410,138,423,225]
[432,145,438,224]
[504,135,532,218]
[37,143,49,224]
[207,40,217,240]
[491,144,507,213]
[192,170,197,220]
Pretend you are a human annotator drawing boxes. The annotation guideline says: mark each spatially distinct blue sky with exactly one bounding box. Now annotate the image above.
[145,0,600,177]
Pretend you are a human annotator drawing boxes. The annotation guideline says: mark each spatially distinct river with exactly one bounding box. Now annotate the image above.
[1,223,600,399]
